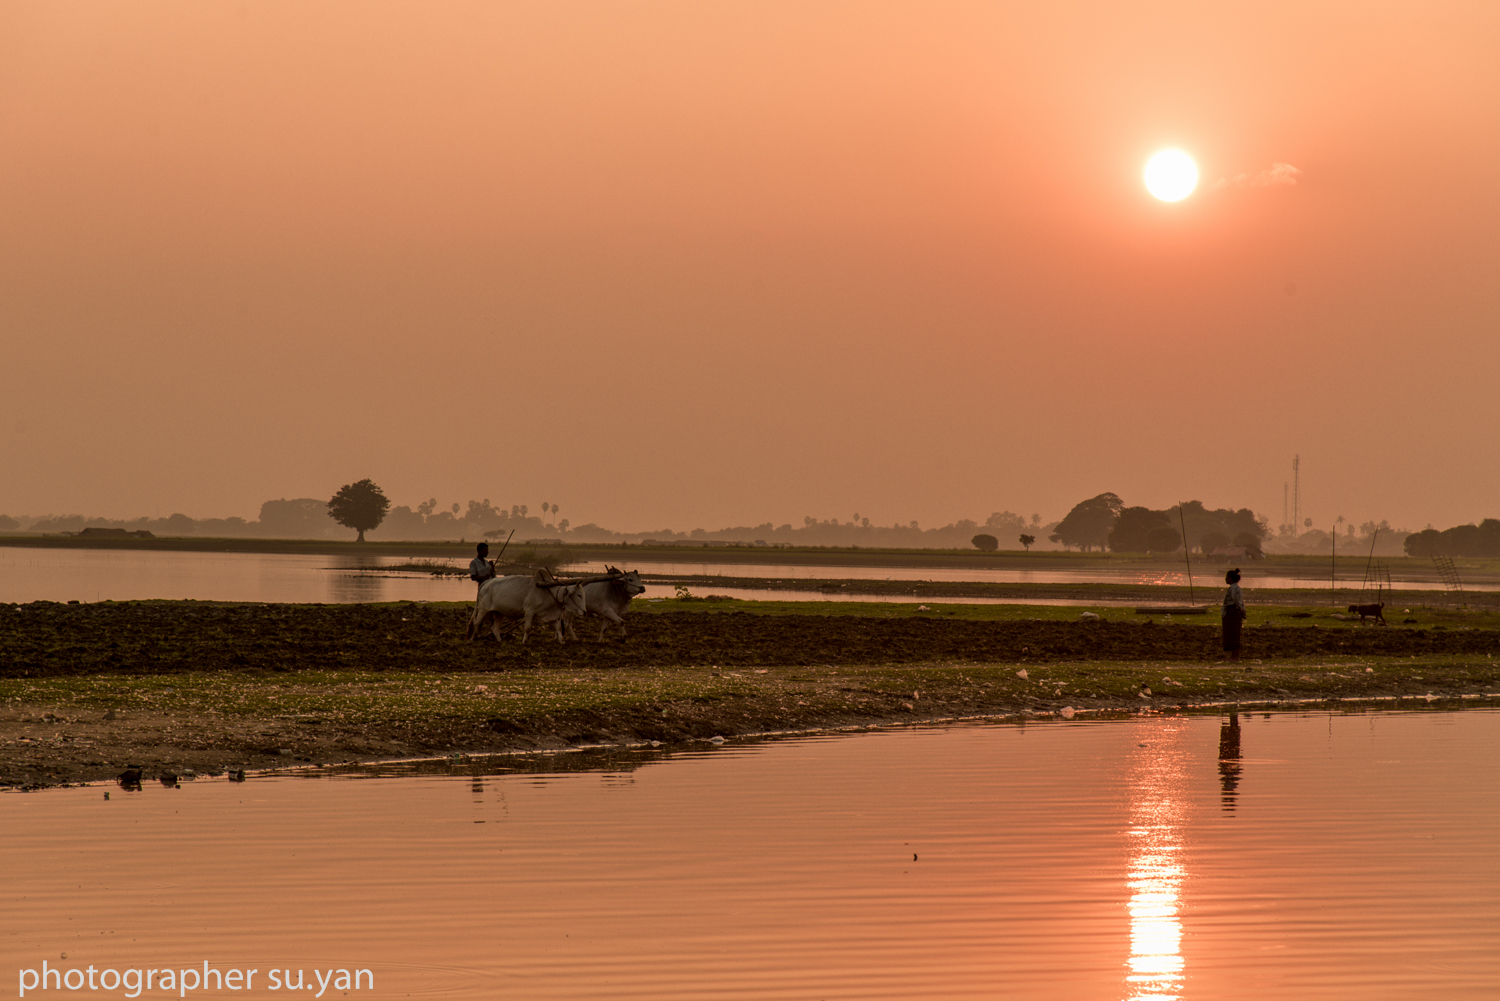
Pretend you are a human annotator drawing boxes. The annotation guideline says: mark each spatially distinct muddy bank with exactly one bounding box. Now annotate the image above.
[643,574,1477,607]
[2,600,1497,790]
[4,661,1495,791]
[3,600,1500,678]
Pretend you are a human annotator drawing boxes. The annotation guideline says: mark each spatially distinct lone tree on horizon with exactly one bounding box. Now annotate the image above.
[328,479,390,543]
[971,533,999,552]
[1019,533,1036,552]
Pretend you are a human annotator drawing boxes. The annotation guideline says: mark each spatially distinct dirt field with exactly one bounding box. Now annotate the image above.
[3,599,1497,790]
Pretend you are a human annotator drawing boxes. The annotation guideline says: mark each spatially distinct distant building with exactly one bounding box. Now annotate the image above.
[77,528,155,539]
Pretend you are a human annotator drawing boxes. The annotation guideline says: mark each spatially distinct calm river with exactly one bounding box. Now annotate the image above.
[5,710,1495,999]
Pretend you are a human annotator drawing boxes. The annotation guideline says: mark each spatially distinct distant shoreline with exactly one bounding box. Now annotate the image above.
[2,533,1496,586]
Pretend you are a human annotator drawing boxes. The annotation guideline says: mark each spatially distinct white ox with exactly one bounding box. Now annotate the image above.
[578,566,647,640]
[467,571,587,644]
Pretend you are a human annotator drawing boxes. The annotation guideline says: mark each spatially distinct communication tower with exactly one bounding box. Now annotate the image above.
[1291,455,1300,538]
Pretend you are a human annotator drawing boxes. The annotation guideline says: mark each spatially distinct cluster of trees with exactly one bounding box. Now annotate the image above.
[1047,493,1267,555]
[316,486,578,543]
[7,487,1468,559]
[272,492,575,543]
[1264,520,1410,557]
[1403,519,1500,557]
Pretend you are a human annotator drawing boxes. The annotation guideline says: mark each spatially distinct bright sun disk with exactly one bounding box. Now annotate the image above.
[1144,150,1198,202]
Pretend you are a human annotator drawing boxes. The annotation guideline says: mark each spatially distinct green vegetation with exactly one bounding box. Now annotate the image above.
[1405,519,1500,557]
[635,596,1500,629]
[3,652,1494,786]
[6,658,1492,731]
[3,597,1495,788]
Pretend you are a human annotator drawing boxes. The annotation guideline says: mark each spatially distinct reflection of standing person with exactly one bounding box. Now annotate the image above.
[1221,568,1247,662]
[469,542,497,592]
[1218,711,1243,811]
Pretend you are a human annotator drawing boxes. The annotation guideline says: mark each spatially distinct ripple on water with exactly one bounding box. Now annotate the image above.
[4,709,1498,1000]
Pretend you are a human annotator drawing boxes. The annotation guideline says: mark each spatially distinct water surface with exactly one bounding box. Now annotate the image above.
[570,559,1453,592]
[0,547,1457,605]
[5,710,1495,1000]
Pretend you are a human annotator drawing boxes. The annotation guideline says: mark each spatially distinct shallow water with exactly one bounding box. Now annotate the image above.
[0,547,1459,605]
[6,710,1496,1000]
[573,559,1458,593]
[0,548,415,604]
[0,548,1090,606]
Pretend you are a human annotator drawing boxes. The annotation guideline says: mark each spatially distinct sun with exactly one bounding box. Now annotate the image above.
[1144,150,1198,202]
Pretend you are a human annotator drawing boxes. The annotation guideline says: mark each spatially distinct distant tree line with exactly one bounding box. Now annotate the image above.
[0,493,1064,550]
[1266,519,1409,557]
[13,490,1449,561]
[1403,519,1500,557]
[1047,492,1268,555]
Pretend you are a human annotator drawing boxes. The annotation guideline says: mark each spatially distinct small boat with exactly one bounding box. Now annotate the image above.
[1134,606,1209,615]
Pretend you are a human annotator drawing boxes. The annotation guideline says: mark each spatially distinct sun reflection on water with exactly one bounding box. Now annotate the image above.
[1126,839,1184,999]
[1124,726,1188,1001]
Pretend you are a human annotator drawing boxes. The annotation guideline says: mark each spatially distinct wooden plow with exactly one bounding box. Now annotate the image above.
[530,568,627,589]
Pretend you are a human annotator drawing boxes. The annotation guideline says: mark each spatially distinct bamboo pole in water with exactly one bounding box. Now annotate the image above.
[1178,504,1195,605]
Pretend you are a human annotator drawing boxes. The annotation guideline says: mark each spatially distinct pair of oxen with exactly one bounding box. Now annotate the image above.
[465,566,646,644]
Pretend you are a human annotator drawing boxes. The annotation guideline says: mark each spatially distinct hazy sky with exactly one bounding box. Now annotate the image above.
[3,1,1497,533]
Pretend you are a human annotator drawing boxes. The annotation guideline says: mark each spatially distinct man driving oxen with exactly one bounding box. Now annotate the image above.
[469,542,497,591]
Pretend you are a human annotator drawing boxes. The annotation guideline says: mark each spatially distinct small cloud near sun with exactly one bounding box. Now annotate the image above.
[1213,162,1302,191]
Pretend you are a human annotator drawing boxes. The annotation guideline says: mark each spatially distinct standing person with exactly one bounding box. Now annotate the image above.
[1222,568,1247,662]
[469,542,497,591]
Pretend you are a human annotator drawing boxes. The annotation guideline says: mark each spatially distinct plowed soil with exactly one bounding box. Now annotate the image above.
[3,601,1497,790]
[4,601,1499,676]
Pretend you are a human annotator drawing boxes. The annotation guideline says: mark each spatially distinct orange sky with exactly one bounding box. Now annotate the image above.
[3,1,1497,533]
